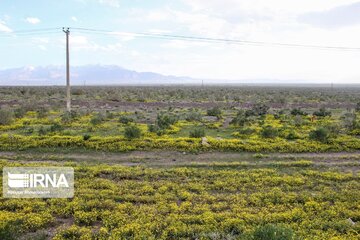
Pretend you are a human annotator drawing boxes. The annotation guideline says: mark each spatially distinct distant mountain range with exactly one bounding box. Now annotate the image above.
[0,65,197,85]
[0,65,355,86]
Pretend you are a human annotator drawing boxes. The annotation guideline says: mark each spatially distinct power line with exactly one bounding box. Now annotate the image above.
[1,27,360,51]
[0,28,60,35]
[0,29,62,38]
[72,27,360,51]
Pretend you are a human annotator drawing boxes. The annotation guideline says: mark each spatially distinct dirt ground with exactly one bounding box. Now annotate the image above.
[1,150,359,172]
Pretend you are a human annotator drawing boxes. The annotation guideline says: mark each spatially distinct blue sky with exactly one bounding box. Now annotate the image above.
[1,0,360,83]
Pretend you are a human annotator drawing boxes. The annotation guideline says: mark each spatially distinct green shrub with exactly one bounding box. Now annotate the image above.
[286,131,299,140]
[124,125,142,139]
[0,109,14,125]
[148,124,160,133]
[50,123,63,132]
[253,224,295,240]
[0,219,22,240]
[246,103,270,116]
[207,107,222,118]
[185,111,202,122]
[356,102,360,112]
[309,127,329,143]
[230,110,248,126]
[36,107,48,118]
[38,126,49,136]
[221,219,244,235]
[53,225,92,240]
[105,110,114,119]
[156,113,178,129]
[313,107,331,117]
[261,126,278,139]
[290,108,307,116]
[119,116,134,124]
[14,107,26,118]
[189,127,206,138]
[239,128,256,135]
[61,111,78,123]
[341,113,357,130]
[90,113,105,125]
[74,211,98,226]
[83,134,91,141]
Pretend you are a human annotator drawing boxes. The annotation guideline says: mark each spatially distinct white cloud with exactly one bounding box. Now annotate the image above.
[0,20,12,32]
[38,45,47,51]
[26,17,41,24]
[98,0,120,8]
[162,40,211,49]
[32,37,49,44]
[69,35,123,52]
[182,0,360,16]
[71,16,78,22]
[148,29,172,34]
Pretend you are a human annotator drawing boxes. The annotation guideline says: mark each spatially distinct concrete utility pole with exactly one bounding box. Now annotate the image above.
[63,27,71,112]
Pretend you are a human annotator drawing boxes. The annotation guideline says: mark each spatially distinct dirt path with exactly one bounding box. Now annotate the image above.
[1,150,359,170]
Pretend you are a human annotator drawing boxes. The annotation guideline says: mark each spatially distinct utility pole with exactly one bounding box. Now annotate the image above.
[63,27,71,112]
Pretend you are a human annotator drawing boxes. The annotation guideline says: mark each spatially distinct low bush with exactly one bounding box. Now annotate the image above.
[90,113,105,125]
[189,127,206,138]
[230,110,248,126]
[124,125,142,139]
[252,224,295,240]
[156,113,178,130]
[0,109,13,125]
[118,116,134,124]
[309,127,329,143]
[207,107,222,118]
[261,126,278,139]
[313,107,331,117]
[185,111,202,122]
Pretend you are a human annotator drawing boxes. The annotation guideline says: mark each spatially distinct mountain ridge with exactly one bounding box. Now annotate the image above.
[0,65,195,86]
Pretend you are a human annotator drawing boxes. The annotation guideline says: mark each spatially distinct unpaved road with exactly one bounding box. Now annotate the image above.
[1,151,359,171]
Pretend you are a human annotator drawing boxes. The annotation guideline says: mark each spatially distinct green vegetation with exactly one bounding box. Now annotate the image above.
[207,107,222,118]
[124,125,142,139]
[1,84,360,153]
[0,109,13,125]
[1,86,360,239]
[189,127,205,138]
[0,158,359,239]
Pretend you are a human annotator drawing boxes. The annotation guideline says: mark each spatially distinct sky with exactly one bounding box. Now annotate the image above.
[1,0,360,83]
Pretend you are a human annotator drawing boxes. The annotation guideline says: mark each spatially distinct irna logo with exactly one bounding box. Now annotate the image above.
[3,167,74,198]
[7,172,69,188]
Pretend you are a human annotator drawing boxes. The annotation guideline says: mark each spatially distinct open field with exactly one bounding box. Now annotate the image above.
[1,151,360,240]
[1,86,360,153]
[1,86,360,239]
